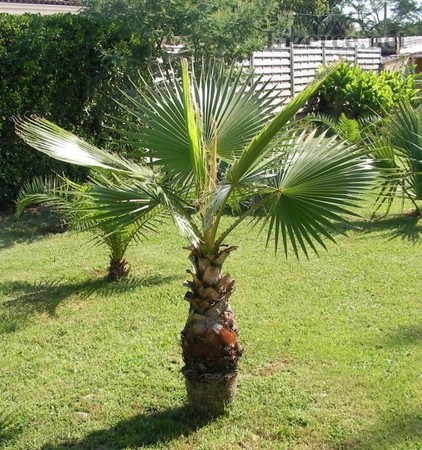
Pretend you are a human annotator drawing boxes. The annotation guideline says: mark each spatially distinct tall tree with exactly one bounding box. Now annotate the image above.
[82,0,343,61]
[83,0,273,61]
[341,0,422,36]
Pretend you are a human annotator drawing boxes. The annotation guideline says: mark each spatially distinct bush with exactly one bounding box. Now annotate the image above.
[0,13,148,208]
[312,61,419,119]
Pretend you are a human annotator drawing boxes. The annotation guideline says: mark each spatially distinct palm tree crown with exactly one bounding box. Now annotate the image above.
[15,60,373,256]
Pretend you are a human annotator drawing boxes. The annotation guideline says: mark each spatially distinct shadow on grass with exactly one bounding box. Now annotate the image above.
[342,410,422,449]
[344,213,422,244]
[0,208,64,249]
[0,274,179,332]
[0,413,21,448]
[383,324,422,346]
[41,406,212,450]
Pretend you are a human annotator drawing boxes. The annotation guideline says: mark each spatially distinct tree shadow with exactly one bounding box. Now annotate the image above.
[0,208,64,249]
[343,213,422,244]
[0,274,179,333]
[382,324,422,347]
[342,410,422,449]
[40,405,213,450]
[0,412,21,448]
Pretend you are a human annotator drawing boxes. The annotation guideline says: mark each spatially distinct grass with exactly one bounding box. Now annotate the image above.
[1,205,422,450]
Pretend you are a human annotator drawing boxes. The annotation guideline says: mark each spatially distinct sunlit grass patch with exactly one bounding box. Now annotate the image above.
[1,204,421,449]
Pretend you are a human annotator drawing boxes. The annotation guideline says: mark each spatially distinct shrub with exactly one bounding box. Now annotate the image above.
[0,13,148,208]
[312,61,419,119]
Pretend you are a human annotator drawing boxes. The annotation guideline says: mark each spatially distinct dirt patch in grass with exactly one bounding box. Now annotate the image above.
[241,357,291,378]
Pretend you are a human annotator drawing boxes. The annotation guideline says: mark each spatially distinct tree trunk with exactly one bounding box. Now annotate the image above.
[181,245,243,415]
[107,257,129,281]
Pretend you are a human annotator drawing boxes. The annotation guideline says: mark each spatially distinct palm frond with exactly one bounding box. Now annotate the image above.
[308,113,338,131]
[388,102,422,199]
[116,73,192,185]
[225,66,335,190]
[366,135,403,213]
[116,59,276,186]
[181,58,207,194]
[336,114,362,143]
[309,112,382,145]
[15,174,86,218]
[206,68,336,232]
[80,173,202,246]
[194,60,275,162]
[218,132,375,257]
[14,117,152,179]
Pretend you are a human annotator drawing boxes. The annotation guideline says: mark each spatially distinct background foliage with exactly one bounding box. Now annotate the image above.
[82,0,422,45]
[82,0,332,59]
[341,0,422,36]
[311,61,419,119]
[0,13,149,208]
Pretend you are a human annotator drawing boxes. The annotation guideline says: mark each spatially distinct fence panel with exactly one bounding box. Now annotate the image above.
[162,42,382,106]
[247,44,382,104]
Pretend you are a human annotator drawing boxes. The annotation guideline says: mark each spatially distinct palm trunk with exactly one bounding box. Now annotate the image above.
[181,245,243,415]
[107,256,129,281]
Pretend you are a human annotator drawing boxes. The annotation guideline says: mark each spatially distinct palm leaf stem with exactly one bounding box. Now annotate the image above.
[181,59,206,196]
[403,185,421,213]
[213,195,273,250]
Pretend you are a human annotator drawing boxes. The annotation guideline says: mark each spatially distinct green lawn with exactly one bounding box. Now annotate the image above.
[1,206,421,450]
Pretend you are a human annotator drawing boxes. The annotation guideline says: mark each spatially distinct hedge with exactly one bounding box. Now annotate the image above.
[0,13,148,208]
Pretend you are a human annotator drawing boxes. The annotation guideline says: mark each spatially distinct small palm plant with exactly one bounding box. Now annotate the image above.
[363,102,422,216]
[307,109,422,216]
[16,174,161,281]
[15,60,374,414]
[383,102,422,214]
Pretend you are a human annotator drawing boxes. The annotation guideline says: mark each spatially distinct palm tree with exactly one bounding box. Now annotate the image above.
[382,102,422,214]
[307,108,422,216]
[15,60,374,415]
[334,104,422,218]
[16,174,162,281]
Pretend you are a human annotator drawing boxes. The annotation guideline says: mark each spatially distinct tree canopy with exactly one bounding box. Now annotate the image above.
[341,0,422,36]
[82,0,332,61]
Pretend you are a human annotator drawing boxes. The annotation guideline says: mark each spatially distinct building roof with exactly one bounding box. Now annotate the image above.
[0,0,81,14]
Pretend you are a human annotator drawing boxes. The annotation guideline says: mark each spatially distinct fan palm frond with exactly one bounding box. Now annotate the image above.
[16,174,163,280]
[14,117,154,180]
[15,59,372,258]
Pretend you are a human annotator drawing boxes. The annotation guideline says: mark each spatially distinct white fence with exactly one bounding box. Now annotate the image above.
[247,44,382,103]
[162,42,382,103]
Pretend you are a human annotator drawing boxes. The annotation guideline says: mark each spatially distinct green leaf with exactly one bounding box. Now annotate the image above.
[181,58,207,194]
[229,132,374,257]
[226,66,336,189]
[14,117,152,179]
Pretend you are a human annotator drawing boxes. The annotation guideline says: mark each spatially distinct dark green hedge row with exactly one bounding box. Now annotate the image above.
[0,13,147,208]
